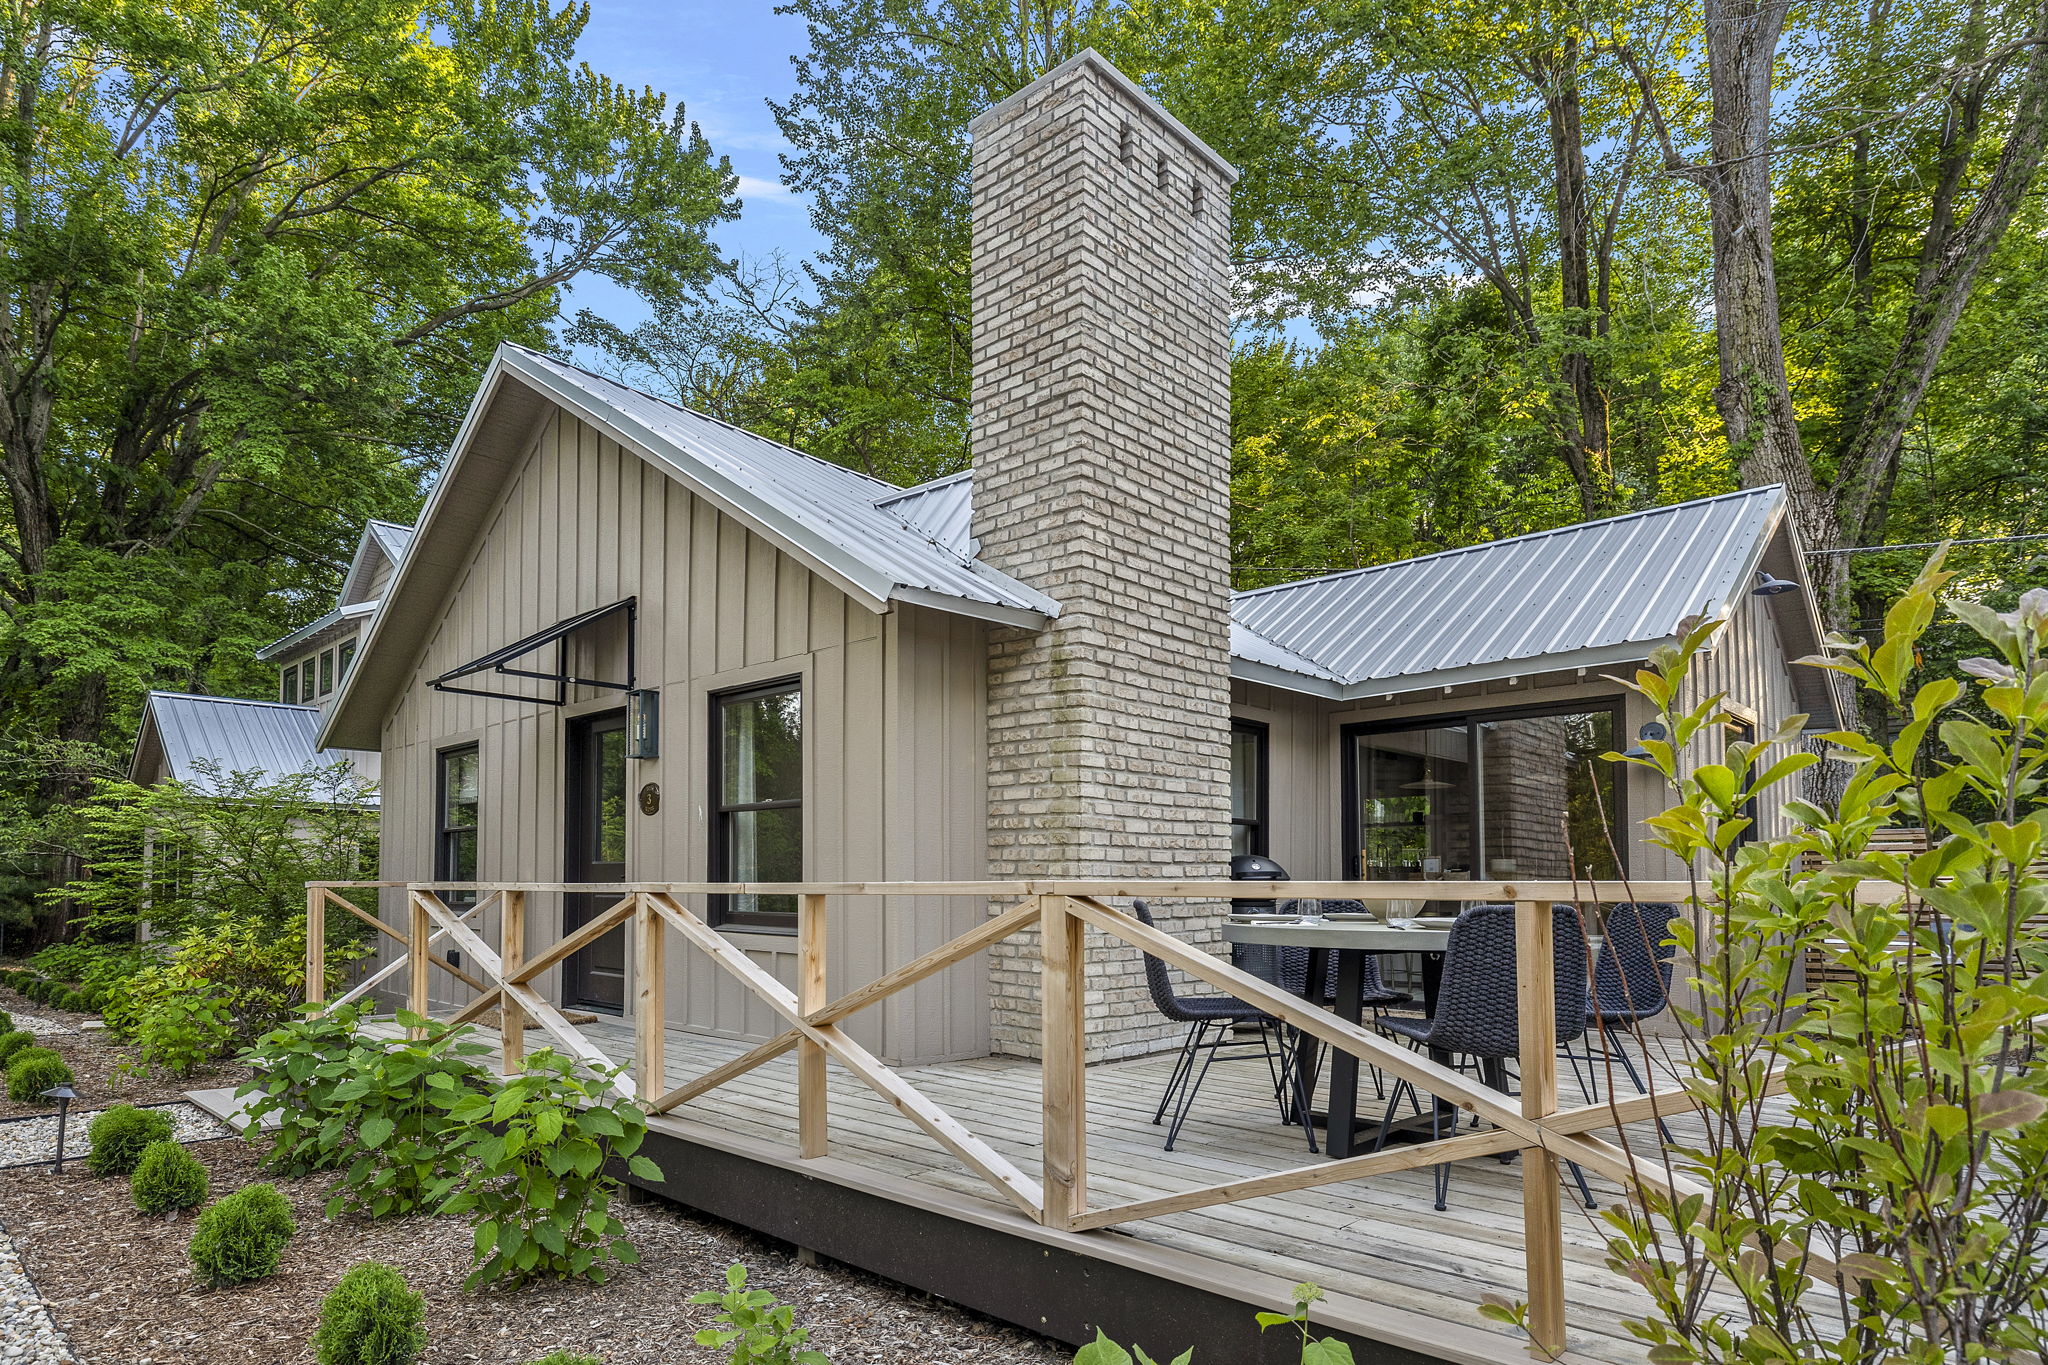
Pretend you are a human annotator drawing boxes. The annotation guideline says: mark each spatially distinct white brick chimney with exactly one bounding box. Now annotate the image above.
[968,52,1238,1059]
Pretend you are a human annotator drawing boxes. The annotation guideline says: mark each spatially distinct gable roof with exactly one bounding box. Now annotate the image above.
[319,344,1060,750]
[340,519,416,607]
[1231,485,1840,722]
[131,692,379,802]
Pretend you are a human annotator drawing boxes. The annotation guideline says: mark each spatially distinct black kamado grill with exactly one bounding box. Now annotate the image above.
[1228,853,1289,916]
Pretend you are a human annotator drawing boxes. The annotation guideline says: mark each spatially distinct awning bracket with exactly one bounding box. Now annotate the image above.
[427,598,637,706]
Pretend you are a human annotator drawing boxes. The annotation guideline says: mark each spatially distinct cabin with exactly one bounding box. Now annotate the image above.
[128,520,410,796]
[297,51,1842,1363]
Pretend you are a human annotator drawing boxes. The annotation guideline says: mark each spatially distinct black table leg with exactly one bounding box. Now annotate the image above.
[1286,947,1330,1134]
[1325,949,1367,1157]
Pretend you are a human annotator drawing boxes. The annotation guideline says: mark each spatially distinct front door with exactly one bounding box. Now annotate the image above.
[564,709,628,1013]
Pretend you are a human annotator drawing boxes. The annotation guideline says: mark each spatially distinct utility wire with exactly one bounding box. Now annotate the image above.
[1805,532,2048,556]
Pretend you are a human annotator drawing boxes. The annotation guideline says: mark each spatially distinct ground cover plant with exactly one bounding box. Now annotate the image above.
[132,1139,210,1214]
[312,1261,428,1365]
[84,1104,176,1176]
[1584,560,2048,1363]
[689,1262,830,1365]
[190,1182,297,1285]
[7,1047,71,1102]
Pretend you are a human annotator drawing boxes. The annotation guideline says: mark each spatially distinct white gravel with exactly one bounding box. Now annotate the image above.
[0,1103,228,1171]
[0,1220,72,1364]
[2,1018,69,1040]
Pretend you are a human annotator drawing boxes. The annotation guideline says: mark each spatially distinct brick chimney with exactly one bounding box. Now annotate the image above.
[969,52,1238,1059]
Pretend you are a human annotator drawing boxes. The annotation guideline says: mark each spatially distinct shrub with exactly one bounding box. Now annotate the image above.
[189,1183,295,1285]
[241,1007,490,1212]
[0,1007,13,1033]
[7,1047,73,1102]
[311,1262,426,1365]
[131,1140,209,1214]
[59,989,87,1012]
[0,1031,34,1066]
[85,1104,177,1176]
[688,1265,829,1365]
[442,1049,660,1289]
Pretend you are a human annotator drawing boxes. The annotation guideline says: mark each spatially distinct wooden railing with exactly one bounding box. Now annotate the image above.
[305,877,1725,1356]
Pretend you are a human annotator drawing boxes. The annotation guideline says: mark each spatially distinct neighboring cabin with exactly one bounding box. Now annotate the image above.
[313,52,1839,1067]
[128,520,410,797]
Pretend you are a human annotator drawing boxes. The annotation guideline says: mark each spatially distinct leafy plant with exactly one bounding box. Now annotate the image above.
[442,1049,660,1289]
[1254,1284,1352,1365]
[687,1264,829,1365]
[84,1104,176,1176]
[7,1047,72,1102]
[189,1183,296,1285]
[131,1140,210,1215]
[1072,1330,1190,1365]
[241,1007,491,1215]
[311,1262,427,1365]
[1597,561,2048,1363]
[526,1355,605,1365]
[0,1030,35,1066]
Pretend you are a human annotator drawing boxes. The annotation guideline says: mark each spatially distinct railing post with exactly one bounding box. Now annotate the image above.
[407,891,431,1039]
[1516,898,1565,1356]
[304,887,326,1007]
[502,889,527,1074]
[1041,895,1087,1229]
[634,893,666,1100]
[797,892,828,1158]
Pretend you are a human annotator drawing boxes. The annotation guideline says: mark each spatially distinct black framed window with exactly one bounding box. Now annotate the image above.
[711,680,803,930]
[319,648,335,696]
[1230,720,1269,857]
[300,657,316,701]
[338,637,357,681]
[281,667,298,704]
[436,745,480,909]
[1344,699,1625,884]
[1729,717,1759,847]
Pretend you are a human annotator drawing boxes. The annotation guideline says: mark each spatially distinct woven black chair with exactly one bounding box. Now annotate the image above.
[1372,903,1597,1211]
[1581,902,1679,1107]
[1134,901,1299,1151]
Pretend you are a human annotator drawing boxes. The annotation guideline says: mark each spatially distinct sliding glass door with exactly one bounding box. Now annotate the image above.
[1345,701,1623,884]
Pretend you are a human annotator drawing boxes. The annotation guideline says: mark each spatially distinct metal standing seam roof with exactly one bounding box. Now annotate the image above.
[876,469,978,556]
[502,347,1059,625]
[1230,485,1791,696]
[132,692,379,802]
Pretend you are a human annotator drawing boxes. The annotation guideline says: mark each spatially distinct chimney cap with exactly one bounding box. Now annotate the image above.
[968,48,1240,187]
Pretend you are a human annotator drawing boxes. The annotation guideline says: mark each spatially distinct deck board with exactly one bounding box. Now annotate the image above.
[353,1013,1721,1364]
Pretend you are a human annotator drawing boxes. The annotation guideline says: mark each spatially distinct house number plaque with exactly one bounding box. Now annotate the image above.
[638,783,661,815]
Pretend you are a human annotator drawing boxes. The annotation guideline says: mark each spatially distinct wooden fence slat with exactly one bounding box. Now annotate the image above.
[1516,899,1565,1358]
[504,896,637,985]
[502,890,526,1073]
[407,894,431,1038]
[305,887,326,1005]
[1041,897,1087,1229]
[797,893,828,1159]
[635,895,666,1102]
[648,1031,801,1114]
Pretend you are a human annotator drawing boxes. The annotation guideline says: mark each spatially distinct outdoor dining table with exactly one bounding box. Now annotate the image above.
[1220,917,1454,1159]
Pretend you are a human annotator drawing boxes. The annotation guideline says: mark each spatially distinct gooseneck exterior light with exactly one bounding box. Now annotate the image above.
[1752,570,1801,596]
[42,1084,77,1174]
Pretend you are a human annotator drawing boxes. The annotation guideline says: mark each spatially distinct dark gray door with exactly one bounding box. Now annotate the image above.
[564,709,628,1013]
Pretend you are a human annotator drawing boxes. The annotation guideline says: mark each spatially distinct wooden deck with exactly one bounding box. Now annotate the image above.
[364,1011,1683,1365]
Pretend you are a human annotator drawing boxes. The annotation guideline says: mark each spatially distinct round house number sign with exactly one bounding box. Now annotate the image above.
[638,782,661,816]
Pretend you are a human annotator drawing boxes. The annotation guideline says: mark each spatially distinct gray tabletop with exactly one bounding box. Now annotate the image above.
[1221,919,1454,952]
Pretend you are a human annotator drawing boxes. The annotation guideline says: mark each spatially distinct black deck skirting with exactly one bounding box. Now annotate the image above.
[631,1124,1446,1365]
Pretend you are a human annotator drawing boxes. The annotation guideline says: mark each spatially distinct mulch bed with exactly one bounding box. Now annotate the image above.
[0,1117,1068,1364]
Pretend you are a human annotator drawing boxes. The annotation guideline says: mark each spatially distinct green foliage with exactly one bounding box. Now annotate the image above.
[189,1184,296,1286]
[311,1262,427,1365]
[1599,560,2048,1362]
[131,1140,211,1215]
[0,1032,32,1066]
[1072,1330,1191,1365]
[1253,1283,1352,1365]
[526,1355,604,1365]
[242,1008,491,1216]
[441,1050,660,1289]
[687,1264,830,1365]
[7,1048,72,1102]
[84,1105,178,1177]
[108,916,355,1076]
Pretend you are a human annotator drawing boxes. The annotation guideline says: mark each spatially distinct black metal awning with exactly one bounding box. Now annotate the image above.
[427,597,636,705]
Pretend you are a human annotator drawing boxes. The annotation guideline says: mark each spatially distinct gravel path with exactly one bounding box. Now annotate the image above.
[0,1103,229,1171]
[0,1216,74,1364]
[5,1018,71,1041]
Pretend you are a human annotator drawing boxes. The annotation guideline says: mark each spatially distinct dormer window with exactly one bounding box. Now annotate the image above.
[282,668,298,705]
[301,658,316,701]
[319,649,335,696]
[338,638,357,681]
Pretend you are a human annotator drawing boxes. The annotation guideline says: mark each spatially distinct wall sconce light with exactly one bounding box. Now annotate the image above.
[1752,571,1801,596]
[1622,721,1669,761]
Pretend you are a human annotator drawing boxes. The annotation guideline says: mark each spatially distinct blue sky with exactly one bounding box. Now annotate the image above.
[559,0,827,334]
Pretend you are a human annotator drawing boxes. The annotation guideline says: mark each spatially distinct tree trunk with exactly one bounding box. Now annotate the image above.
[1541,35,1613,518]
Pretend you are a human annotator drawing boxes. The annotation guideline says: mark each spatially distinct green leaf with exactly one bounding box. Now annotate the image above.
[1074,1330,1134,1365]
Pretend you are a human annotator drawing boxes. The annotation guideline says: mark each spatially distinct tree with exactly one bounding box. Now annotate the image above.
[0,0,738,939]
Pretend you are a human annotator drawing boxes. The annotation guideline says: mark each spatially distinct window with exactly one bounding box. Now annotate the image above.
[1729,718,1759,846]
[1229,720,1269,857]
[281,667,298,705]
[319,649,335,696]
[437,745,480,911]
[338,637,357,681]
[1346,701,1623,884]
[301,657,316,701]
[711,680,802,929]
